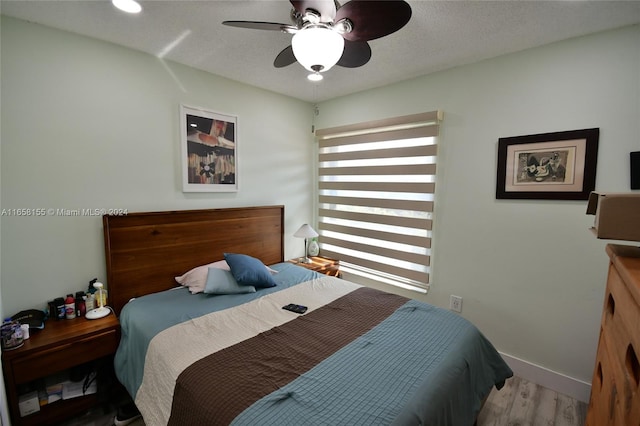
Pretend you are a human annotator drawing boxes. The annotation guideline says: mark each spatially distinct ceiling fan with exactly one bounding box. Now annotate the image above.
[223,0,412,81]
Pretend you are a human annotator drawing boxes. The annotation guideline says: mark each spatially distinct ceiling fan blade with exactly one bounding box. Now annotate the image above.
[336,0,411,42]
[222,21,297,33]
[274,46,297,68]
[337,40,371,68]
[290,0,337,22]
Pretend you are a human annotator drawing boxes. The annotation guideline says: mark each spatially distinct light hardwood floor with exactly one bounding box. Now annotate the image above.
[477,376,587,426]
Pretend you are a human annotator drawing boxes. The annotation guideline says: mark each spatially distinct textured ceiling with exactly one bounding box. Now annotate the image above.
[2,0,639,103]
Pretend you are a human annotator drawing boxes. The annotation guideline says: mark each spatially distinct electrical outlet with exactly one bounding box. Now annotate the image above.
[450,295,462,313]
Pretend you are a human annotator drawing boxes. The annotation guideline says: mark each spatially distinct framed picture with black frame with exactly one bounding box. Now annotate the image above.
[496,128,599,200]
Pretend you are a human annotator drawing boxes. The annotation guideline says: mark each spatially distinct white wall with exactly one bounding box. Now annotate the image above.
[0,16,315,315]
[315,24,640,399]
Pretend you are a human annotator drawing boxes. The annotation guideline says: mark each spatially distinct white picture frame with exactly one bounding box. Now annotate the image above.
[180,104,238,192]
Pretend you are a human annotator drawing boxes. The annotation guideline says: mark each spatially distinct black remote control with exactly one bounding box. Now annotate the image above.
[282,304,307,314]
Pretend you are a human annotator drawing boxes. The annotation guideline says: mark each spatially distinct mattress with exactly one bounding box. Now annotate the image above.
[114,263,512,425]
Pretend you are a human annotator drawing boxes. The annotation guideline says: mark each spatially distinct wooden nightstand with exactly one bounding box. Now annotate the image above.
[289,256,341,278]
[1,314,120,426]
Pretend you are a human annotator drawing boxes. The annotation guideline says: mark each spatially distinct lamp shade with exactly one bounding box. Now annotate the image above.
[291,26,344,72]
[294,224,319,239]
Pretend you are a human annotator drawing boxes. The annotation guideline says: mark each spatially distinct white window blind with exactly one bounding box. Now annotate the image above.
[315,111,441,292]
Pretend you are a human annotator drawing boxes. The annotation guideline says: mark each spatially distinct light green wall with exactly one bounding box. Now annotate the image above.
[316,24,640,386]
[2,12,640,399]
[0,16,315,315]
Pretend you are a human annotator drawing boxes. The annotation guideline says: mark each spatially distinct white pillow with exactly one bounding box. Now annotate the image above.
[175,260,228,294]
[175,260,277,294]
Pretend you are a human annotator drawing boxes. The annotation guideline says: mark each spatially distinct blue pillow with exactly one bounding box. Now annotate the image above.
[204,268,257,295]
[223,253,278,288]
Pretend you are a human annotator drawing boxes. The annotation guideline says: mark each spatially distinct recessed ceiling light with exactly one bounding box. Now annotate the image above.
[307,72,323,82]
[112,0,142,14]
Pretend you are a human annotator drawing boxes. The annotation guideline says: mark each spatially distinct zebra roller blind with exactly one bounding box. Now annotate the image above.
[316,111,441,292]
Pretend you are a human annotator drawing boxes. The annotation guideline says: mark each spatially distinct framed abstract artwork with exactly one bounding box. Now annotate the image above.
[496,128,599,200]
[180,105,238,192]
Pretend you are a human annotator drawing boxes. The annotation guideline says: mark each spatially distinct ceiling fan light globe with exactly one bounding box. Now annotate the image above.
[292,26,344,73]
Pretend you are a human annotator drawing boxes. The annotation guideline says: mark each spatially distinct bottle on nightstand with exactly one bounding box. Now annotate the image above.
[64,295,76,319]
[308,238,319,257]
[85,293,95,311]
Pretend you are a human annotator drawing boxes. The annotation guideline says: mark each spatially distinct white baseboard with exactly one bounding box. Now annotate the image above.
[500,352,592,403]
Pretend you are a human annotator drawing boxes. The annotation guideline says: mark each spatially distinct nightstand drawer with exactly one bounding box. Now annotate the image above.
[11,329,118,384]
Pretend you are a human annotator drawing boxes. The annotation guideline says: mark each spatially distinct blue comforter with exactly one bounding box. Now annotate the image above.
[114,263,512,425]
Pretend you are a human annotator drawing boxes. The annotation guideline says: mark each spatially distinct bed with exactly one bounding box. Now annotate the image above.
[103,205,512,426]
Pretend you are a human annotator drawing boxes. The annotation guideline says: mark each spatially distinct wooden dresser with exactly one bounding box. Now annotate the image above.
[585,244,640,425]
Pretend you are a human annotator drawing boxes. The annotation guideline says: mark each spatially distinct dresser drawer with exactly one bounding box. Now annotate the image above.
[11,329,119,384]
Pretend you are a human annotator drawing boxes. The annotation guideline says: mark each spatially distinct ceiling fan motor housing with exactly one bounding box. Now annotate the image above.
[223,0,412,73]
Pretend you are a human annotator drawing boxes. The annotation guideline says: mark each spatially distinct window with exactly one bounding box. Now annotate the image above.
[315,111,441,292]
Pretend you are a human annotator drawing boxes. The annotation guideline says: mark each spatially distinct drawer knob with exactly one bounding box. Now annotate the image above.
[627,344,639,387]
[606,293,615,317]
[596,362,603,390]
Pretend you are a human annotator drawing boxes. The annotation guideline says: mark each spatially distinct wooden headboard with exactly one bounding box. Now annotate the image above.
[102,205,284,315]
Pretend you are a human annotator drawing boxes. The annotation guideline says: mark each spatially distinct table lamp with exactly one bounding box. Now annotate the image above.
[85,282,111,320]
[294,224,319,263]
